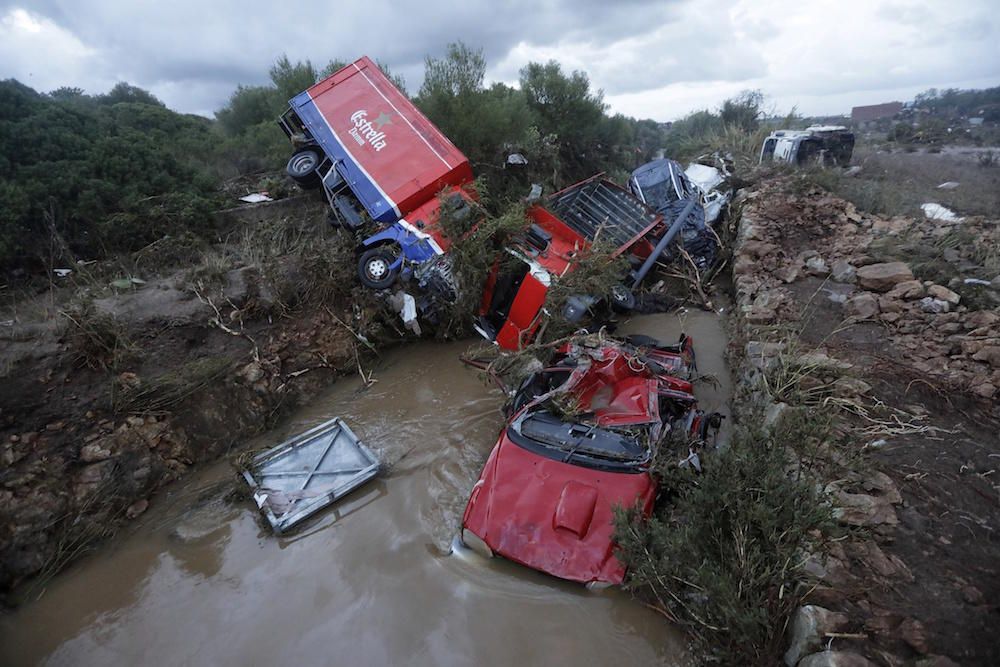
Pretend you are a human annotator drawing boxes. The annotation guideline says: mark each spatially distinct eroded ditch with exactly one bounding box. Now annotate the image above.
[0,309,732,666]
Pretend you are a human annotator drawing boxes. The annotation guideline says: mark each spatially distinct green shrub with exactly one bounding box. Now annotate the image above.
[615,405,831,665]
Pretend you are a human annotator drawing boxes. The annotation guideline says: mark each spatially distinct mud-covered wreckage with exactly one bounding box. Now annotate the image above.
[244,57,728,586]
[275,56,731,343]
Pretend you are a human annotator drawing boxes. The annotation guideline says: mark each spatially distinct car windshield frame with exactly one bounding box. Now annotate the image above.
[506,409,650,473]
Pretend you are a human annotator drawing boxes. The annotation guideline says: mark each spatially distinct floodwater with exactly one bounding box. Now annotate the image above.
[0,310,729,667]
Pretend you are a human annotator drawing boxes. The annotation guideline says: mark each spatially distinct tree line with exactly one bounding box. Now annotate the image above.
[1,41,764,272]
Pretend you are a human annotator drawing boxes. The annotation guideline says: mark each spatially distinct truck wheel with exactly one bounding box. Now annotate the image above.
[286,148,322,189]
[358,247,399,290]
[610,284,636,313]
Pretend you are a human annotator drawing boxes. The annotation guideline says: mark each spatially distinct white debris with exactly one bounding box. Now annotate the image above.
[506,153,528,166]
[936,181,960,190]
[239,192,273,204]
[684,163,725,193]
[964,278,991,286]
[53,268,72,278]
[921,203,964,222]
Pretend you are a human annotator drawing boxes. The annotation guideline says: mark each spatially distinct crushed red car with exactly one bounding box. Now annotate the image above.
[460,334,722,587]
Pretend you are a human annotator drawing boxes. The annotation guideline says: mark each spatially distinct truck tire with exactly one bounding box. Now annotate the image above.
[286,148,323,189]
[358,247,399,290]
[610,284,636,313]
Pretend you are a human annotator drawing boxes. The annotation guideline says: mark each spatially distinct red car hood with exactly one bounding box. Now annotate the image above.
[462,431,656,585]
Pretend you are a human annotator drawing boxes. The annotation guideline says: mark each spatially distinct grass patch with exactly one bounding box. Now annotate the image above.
[614,400,831,666]
[112,356,233,415]
[60,300,134,371]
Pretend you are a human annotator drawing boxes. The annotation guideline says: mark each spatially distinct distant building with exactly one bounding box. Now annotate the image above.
[851,102,904,126]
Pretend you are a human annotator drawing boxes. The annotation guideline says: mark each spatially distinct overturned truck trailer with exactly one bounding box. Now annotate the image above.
[278,56,476,291]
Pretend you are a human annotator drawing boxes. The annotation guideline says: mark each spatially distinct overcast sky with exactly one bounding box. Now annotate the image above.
[2,0,998,121]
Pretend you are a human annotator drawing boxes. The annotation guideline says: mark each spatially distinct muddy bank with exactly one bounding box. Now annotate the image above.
[731,179,1000,665]
[0,200,399,597]
[0,338,700,666]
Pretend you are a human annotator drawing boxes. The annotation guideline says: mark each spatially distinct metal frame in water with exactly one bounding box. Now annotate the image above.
[242,417,380,534]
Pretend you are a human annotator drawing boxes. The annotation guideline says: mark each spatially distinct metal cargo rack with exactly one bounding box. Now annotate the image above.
[547,178,660,250]
[242,417,380,535]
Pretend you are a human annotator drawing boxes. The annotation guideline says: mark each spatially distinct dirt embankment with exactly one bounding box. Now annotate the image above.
[0,198,395,599]
[731,179,1000,666]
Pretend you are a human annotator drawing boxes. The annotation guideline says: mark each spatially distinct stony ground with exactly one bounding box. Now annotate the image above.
[733,178,1000,666]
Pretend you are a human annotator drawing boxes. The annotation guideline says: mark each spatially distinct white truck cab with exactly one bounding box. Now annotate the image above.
[759,125,855,167]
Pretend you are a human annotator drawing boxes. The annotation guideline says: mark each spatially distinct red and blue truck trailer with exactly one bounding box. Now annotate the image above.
[277,56,474,289]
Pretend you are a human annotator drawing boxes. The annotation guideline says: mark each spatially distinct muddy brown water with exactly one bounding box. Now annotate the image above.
[0,310,729,667]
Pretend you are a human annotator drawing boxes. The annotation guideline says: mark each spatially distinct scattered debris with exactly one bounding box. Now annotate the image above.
[920,203,964,222]
[936,181,960,190]
[238,192,274,203]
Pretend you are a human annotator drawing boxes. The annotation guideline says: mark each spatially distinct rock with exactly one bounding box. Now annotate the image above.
[733,256,754,275]
[797,351,854,372]
[972,383,996,399]
[117,371,141,389]
[877,295,903,313]
[831,491,898,526]
[831,260,856,284]
[781,264,802,283]
[77,460,114,485]
[239,362,265,383]
[919,297,951,314]
[898,618,930,654]
[856,262,914,292]
[846,540,910,580]
[806,256,830,277]
[961,584,984,605]
[991,274,1000,290]
[833,377,872,397]
[844,293,879,319]
[926,285,960,305]
[763,402,789,432]
[784,605,851,666]
[798,651,875,667]
[79,443,112,463]
[742,240,779,258]
[748,307,777,325]
[971,346,1000,368]
[862,471,902,504]
[126,499,149,519]
[964,310,999,328]
[887,280,925,300]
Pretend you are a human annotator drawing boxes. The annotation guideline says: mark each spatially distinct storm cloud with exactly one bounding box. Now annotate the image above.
[1,0,998,120]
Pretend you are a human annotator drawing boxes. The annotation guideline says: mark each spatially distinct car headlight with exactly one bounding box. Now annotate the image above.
[461,528,494,558]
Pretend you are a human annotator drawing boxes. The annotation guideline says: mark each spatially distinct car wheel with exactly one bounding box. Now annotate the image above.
[286,148,323,189]
[610,284,636,313]
[357,247,399,290]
